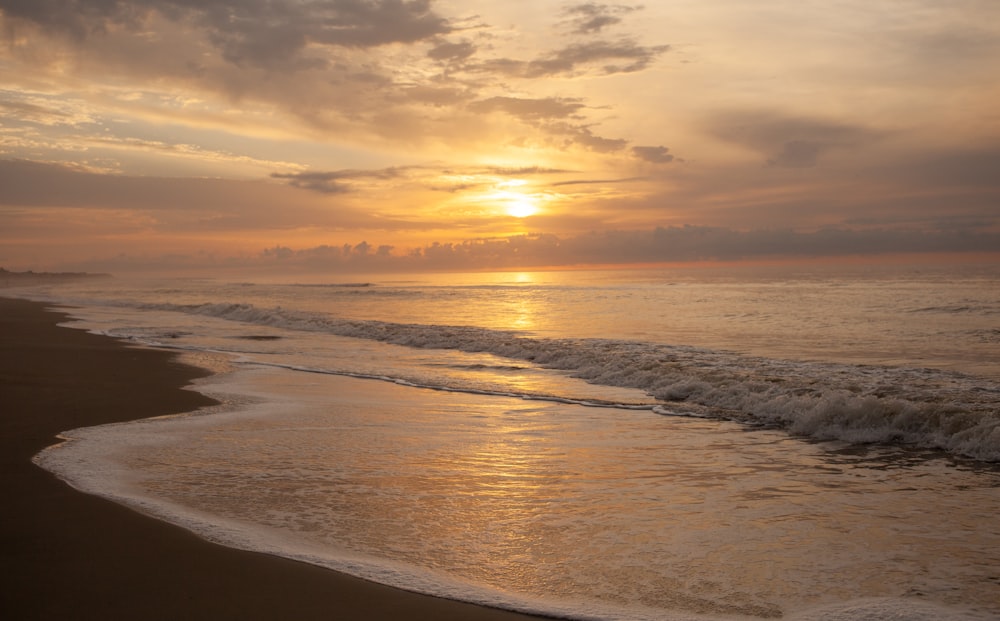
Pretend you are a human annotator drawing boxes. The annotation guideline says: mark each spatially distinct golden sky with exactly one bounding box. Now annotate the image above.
[1,0,999,273]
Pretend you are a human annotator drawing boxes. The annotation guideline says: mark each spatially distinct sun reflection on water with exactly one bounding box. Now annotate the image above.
[118,370,1000,619]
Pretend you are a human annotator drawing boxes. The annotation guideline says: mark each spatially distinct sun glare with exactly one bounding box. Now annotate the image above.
[459,177,547,219]
[507,198,538,218]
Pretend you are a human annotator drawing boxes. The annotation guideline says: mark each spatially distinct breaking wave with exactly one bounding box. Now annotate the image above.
[144,301,1000,462]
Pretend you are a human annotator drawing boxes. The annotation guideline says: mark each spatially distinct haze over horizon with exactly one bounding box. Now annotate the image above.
[2,0,998,275]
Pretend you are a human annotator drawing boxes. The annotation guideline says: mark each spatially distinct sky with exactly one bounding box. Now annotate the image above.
[1,0,999,274]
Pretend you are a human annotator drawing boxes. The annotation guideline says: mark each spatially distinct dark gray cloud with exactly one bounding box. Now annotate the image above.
[44,222,1000,274]
[465,97,630,153]
[0,0,137,41]
[893,147,1000,189]
[0,158,213,208]
[202,0,450,69]
[428,3,664,79]
[271,166,409,193]
[709,110,881,168]
[427,38,476,62]
[546,122,628,153]
[561,3,641,35]
[0,158,385,231]
[632,145,673,164]
[528,40,669,76]
[0,0,451,70]
[476,39,669,78]
[621,140,1000,235]
[228,226,1000,273]
[563,226,1000,263]
[468,96,586,120]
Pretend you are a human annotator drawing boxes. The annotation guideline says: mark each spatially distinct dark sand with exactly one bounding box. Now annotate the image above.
[0,297,545,620]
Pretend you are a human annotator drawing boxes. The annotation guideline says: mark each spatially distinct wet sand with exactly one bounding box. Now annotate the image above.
[0,297,544,620]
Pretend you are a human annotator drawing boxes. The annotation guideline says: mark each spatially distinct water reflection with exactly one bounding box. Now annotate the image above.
[822,441,1000,478]
[109,371,1000,619]
[490,283,543,333]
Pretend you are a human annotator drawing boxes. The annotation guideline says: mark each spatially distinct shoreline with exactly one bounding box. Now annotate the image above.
[0,297,544,620]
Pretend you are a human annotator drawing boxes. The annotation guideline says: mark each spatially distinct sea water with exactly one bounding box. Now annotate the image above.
[15,262,1000,620]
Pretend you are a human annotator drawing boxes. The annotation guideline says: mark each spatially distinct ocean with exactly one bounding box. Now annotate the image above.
[13,262,1000,620]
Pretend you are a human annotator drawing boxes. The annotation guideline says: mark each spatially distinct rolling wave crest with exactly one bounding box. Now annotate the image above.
[149,301,1000,461]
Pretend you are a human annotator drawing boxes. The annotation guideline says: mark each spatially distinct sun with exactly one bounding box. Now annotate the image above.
[506,198,539,218]
[463,178,544,219]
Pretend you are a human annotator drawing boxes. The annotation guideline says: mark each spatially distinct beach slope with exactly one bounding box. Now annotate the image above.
[0,297,542,620]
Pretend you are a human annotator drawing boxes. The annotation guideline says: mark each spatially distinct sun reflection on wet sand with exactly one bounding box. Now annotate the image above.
[93,369,1000,619]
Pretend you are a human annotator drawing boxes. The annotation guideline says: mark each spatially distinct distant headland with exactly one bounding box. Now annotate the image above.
[1,268,112,287]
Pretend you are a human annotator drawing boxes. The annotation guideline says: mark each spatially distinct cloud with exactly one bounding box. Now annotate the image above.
[0,90,98,127]
[468,96,586,120]
[475,39,669,78]
[0,0,452,71]
[885,17,1000,85]
[561,3,641,35]
[201,0,451,69]
[53,225,1000,275]
[5,154,996,274]
[709,110,881,168]
[274,163,574,195]
[618,139,1000,236]
[422,226,1000,267]
[467,97,629,153]
[1,1,672,153]
[632,145,674,164]
[0,0,467,141]
[0,0,135,41]
[0,158,383,232]
[475,165,573,176]
[440,4,666,79]
[551,177,643,187]
[271,166,409,194]
[545,122,628,153]
[561,226,1000,263]
[528,39,669,76]
[427,38,477,62]
[894,147,1000,189]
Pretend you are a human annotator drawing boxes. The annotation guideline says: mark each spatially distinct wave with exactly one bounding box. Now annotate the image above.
[284,282,373,288]
[143,301,1000,462]
[971,328,1000,344]
[251,360,662,412]
[908,303,1000,316]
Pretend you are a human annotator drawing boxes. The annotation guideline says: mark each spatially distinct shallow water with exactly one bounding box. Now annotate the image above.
[39,367,1000,620]
[18,263,1000,619]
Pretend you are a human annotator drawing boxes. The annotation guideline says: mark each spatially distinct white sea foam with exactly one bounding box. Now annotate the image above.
[787,598,993,621]
[131,300,1000,461]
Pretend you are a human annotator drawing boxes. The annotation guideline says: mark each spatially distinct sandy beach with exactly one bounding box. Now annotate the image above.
[0,296,544,620]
